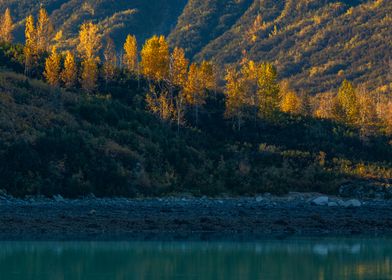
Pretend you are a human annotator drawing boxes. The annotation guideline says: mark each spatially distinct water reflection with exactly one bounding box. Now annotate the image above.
[0,238,391,280]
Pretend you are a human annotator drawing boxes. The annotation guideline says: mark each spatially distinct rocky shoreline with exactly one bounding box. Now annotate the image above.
[1,192,392,240]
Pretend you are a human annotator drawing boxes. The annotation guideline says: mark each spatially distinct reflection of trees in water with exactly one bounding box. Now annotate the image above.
[0,239,391,279]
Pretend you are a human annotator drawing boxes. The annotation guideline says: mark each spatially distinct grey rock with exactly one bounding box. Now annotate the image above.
[343,199,362,208]
[337,200,345,206]
[85,193,96,200]
[53,194,65,202]
[255,196,264,202]
[312,196,329,206]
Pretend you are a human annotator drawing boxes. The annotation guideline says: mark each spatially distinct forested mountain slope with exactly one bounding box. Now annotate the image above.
[1,0,390,94]
[169,0,391,94]
[0,0,187,49]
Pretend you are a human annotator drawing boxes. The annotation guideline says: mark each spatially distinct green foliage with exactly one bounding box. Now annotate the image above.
[0,61,390,198]
[0,11,390,198]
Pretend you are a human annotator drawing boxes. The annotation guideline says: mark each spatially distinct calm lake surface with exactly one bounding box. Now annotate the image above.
[0,238,391,280]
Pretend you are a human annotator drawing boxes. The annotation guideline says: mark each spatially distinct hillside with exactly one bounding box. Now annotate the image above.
[1,0,187,49]
[169,0,391,94]
[1,0,391,94]
[0,1,391,198]
[0,41,391,198]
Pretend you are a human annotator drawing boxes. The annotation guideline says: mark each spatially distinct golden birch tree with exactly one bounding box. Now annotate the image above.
[279,81,302,115]
[123,34,138,73]
[61,51,78,88]
[44,47,61,86]
[257,62,280,119]
[81,57,99,93]
[103,36,117,83]
[337,80,359,124]
[0,8,14,43]
[224,66,246,129]
[77,22,101,93]
[24,15,36,75]
[170,47,188,88]
[36,8,54,53]
[140,35,169,80]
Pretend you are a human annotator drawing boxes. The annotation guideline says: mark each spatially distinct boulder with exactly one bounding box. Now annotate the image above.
[53,194,65,202]
[85,193,96,200]
[342,199,362,208]
[312,196,329,206]
[255,196,263,202]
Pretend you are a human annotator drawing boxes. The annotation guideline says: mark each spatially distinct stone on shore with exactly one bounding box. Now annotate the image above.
[342,199,362,208]
[312,196,329,206]
[255,196,263,202]
[53,194,65,202]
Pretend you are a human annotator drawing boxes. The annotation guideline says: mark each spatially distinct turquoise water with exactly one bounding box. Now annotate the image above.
[0,238,391,279]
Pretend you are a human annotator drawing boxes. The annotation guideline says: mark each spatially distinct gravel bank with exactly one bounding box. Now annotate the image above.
[1,193,392,240]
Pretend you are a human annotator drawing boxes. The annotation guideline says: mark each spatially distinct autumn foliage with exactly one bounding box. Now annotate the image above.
[0,6,391,198]
[1,7,391,135]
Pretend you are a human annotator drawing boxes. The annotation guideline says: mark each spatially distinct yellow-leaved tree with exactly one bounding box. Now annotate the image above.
[170,47,189,88]
[77,22,101,93]
[336,80,359,124]
[77,22,101,60]
[103,36,117,84]
[81,57,99,93]
[257,62,280,119]
[123,34,138,73]
[184,63,203,124]
[241,59,259,108]
[0,8,14,43]
[146,85,175,121]
[279,80,302,115]
[379,99,392,135]
[61,51,78,88]
[314,92,338,120]
[224,66,246,130]
[184,63,202,105]
[44,47,61,86]
[198,60,217,91]
[140,35,169,80]
[36,8,54,53]
[24,15,37,75]
[223,59,259,129]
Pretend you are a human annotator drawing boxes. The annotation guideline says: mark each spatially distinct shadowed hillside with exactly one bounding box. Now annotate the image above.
[0,1,390,198]
[0,40,391,198]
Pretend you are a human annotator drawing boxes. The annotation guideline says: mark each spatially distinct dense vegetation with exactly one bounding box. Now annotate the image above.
[0,0,187,50]
[170,0,391,94]
[0,4,390,198]
[1,0,390,94]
